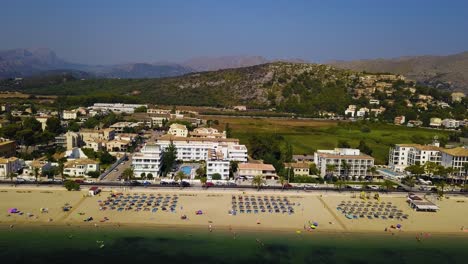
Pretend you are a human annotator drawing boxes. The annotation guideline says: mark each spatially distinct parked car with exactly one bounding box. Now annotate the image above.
[181,181,191,187]
[282,183,293,188]
[74,179,84,184]
[203,182,215,188]
[226,182,237,187]
[84,179,95,184]
[15,178,26,184]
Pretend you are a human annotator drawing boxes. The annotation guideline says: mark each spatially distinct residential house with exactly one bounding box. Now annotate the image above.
[429,118,442,127]
[62,110,77,120]
[292,154,315,163]
[442,119,460,129]
[356,107,370,118]
[451,92,465,102]
[63,159,100,177]
[237,163,277,179]
[168,123,188,137]
[345,105,356,117]
[440,147,468,179]
[190,127,226,139]
[0,157,22,179]
[284,162,310,176]
[369,99,380,105]
[394,116,405,125]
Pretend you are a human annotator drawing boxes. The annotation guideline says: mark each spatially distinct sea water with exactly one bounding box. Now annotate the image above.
[1,226,467,264]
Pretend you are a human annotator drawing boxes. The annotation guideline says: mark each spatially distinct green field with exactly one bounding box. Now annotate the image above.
[210,117,452,164]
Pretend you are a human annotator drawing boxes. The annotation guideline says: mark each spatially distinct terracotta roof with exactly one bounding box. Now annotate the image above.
[395,144,420,148]
[284,162,310,169]
[238,163,276,171]
[65,159,99,168]
[413,145,440,151]
[158,134,239,143]
[441,147,468,157]
[317,153,374,160]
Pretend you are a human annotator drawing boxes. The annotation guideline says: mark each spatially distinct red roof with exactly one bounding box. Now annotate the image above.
[89,187,99,191]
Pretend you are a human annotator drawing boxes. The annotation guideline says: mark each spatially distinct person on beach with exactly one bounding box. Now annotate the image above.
[209,224,212,232]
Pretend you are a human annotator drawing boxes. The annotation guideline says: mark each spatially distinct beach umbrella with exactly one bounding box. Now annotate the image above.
[397,224,402,228]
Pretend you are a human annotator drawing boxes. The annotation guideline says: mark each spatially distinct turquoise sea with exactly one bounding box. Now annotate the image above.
[1,226,468,264]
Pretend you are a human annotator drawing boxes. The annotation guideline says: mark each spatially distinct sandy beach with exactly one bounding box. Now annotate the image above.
[1,185,468,235]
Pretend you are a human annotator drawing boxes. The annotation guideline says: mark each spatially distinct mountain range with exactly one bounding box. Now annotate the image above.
[329,51,468,93]
[0,48,467,93]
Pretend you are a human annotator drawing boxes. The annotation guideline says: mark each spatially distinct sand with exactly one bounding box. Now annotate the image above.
[1,185,467,235]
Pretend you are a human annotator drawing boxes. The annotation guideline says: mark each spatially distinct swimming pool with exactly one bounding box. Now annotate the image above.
[378,168,399,176]
[180,166,192,175]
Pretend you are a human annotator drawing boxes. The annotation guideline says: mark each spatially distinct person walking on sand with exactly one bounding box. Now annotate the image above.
[209,224,212,232]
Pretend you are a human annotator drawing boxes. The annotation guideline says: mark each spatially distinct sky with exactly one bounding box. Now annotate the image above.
[1,0,468,64]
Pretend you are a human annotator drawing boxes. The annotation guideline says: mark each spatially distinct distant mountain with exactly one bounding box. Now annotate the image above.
[182,56,269,71]
[95,63,193,79]
[0,48,82,78]
[328,51,468,93]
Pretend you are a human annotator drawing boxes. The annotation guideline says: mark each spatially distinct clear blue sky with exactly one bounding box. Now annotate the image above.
[2,0,468,64]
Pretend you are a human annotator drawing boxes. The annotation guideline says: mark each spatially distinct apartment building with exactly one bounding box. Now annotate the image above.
[0,157,22,179]
[55,131,83,150]
[206,149,230,180]
[440,147,468,178]
[62,110,77,120]
[89,103,148,114]
[442,119,461,129]
[168,123,188,137]
[407,145,441,166]
[132,143,163,178]
[0,138,16,158]
[110,122,141,133]
[157,135,248,162]
[314,148,374,178]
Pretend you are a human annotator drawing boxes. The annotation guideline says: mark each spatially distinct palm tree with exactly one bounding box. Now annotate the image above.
[334,180,344,192]
[341,160,350,181]
[404,176,416,191]
[382,180,394,192]
[175,171,186,187]
[200,176,207,187]
[278,176,286,190]
[463,163,468,190]
[445,167,455,185]
[8,172,15,182]
[369,166,377,182]
[326,164,336,181]
[436,181,447,198]
[122,167,134,181]
[34,167,40,182]
[252,175,265,191]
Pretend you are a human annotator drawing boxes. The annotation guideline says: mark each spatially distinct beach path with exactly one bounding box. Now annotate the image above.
[318,196,347,231]
[58,196,87,222]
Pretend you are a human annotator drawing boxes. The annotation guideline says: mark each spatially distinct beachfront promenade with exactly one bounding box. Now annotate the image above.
[1,185,468,235]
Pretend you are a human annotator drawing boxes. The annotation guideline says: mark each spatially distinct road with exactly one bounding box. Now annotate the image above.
[100,156,133,182]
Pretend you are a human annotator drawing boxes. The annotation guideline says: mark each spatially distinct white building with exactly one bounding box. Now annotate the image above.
[345,105,356,117]
[157,135,248,162]
[110,122,141,133]
[190,127,226,139]
[356,107,369,117]
[429,118,442,127]
[132,143,163,178]
[63,159,99,177]
[206,149,230,180]
[314,148,374,178]
[62,110,77,120]
[168,123,188,137]
[442,119,460,129]
[90,103,148,114]
[369,99,380,105]
[0,157,22,179]
[440,147,468,179]
[388,142,441,172]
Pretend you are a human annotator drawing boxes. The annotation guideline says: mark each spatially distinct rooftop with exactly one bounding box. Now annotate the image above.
[158,135,239,143]
[284,162,310,169]
[441,147,468,157]
[317,153,374,160]
[238,163,276,171]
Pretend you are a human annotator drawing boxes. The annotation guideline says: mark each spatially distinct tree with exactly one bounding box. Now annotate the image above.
[357,140,372,156]
[34,167,40,182]
[278,176,286,190]
[405,164,425,177]
[134,106,147,113]
[341,160,351,180]
[23,117,42,132]
[334,180,344,192]
[326,164,336,180]
[58,158,67,180]
[382,180,395,192]
[251,175,266,191]
[337,140,350,148]
[463,163,468,190]
[46,117,63,135]
[196,166,206,178]
[200,176,208,187]
[402,176,416,190]
[161,142,177,176]
[147,173,154,180]
[64,180,80,191]
[211,173,222,180]
[122,167,134,181]
[436,181,447,198]
[8,172,16,182]
[309,163,319,175]
[140,172,146,179]
[369,166,377,177]
[225,123,232,138]
[229,161,238,179]
[424,162,438,177]
[175,171,186,187]
[99,151,116,165]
